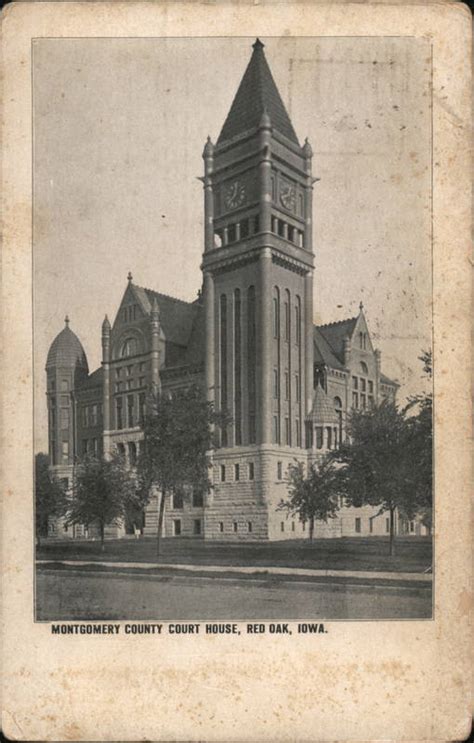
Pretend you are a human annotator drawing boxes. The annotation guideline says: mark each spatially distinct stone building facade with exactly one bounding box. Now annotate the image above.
[45,39,424,541]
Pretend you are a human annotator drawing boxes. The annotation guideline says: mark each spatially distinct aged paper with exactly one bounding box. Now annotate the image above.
[1,1,472,741]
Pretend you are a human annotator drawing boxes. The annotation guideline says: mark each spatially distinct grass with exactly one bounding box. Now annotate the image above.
[37,535,432,573]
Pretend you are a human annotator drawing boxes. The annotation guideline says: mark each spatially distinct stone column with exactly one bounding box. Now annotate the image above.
[304,271,314,415]
[202,137,215,253]
[303,138,314,253]
[204,271,215,405]
[258,247,272,444]
[259,110,272,234]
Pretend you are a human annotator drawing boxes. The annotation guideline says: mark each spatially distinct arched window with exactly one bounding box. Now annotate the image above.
[360,361,368,375]
[220,294,228,446]
[247,286,256,443]
[284,289,291,342]
[234,289,242,445]
[120,337,137,358]
[272,287,280,339]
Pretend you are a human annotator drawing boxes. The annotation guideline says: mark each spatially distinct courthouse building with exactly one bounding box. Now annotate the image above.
[46,39,419,541]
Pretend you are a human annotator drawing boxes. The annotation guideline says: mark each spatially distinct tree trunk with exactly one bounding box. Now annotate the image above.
[156,489,166,558]
[100,523,105,552]
[309,517,314,542]
[389,506,396,556]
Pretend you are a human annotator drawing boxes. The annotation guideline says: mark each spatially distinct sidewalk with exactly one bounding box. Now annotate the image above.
[36,558,432,583]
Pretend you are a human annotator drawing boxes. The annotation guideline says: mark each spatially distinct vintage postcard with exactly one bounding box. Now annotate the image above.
[1,2,472,741]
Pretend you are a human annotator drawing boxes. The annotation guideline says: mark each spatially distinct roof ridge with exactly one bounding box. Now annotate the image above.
[316,316,358,330]
[136,285,195,307]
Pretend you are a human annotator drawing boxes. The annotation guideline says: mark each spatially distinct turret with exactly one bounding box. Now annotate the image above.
[46,316,88,471]
[202,137,215,253]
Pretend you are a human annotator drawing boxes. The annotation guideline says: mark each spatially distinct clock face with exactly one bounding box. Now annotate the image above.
[224,179,247,210]
[279,183,297,213]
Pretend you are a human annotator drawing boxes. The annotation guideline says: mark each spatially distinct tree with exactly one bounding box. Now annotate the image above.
[35,453,68,546]
[335,400,417,556]
[67,452,141,551]
[404,350,433,530]
[137,386,224,557]
[279,456,341,541]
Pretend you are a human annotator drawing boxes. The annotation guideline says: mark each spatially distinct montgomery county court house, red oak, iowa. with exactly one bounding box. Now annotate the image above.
[45,39,425,542]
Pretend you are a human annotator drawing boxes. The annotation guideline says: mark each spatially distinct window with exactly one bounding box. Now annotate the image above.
[60,408,69,429]
[409,521,415,533]
[368,380,374,393]
[92,438,98,457]
[368,396,374,409]
[273,416,280,444]
[295,297,301,346]
[234,289,242,445]
[360,361,368,375]
[360,394,367,409]
[291,521,295,532]
[295,419,301,447]
[220,465,226,482]
[352,376,358,390]
[295,373,300,402]
[116,368,122,378]
[192,488,204,508]
[352,392,358,409]
[127,395,134,427]
[280,521,285,532]
[326,427,332,449]
[248,522,253,533]
[316,427,323,449]
[386,518,390,533]
[240,219,249,239]
[194,519,201,535]
[359,332,364,349]
[120,337,137,358]
[277,461,283,480]
[228,224,236,243]
[173,490,184,509]
[355,517,361,534]
[115,382,122,393]
[285,418,290,446]
[128,441,137,466]
[233,522,238,533]
[219,522,224,533]
[273,369,279,399]
[82,439,88,456]
[139,393,146,424]
[273,289,280,338]
[116,398,123,429]
[127,365,133,376]
[284,292,290,341]
[117,443,126,458]
[334,427,338,448]
[248,462,255,480]
[247,286,256,444]
[234,463,240,481]
[284,371,289,400]
[252,214,260,234]
[62,441,69,461]
[173,519,181,536]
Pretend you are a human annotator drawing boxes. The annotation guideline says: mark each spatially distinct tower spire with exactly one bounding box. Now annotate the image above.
[217,39,299,146]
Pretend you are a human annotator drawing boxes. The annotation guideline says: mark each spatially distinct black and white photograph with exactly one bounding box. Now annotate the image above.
[34,35,434,622]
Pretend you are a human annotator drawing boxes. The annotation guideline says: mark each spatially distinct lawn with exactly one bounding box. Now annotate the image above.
[37,535,432,573]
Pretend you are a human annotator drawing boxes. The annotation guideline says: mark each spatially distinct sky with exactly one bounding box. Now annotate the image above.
[33,36,432,453]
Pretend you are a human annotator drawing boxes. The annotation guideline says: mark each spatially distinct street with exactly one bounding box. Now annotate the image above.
[36,568,432,621]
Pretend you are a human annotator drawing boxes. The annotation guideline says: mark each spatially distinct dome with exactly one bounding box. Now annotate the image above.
[307,384,338,423]
[46,317,89,371]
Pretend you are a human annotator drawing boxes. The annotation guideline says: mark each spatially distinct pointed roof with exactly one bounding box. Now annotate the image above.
[46,319,89,371]
[130,284,199,348]
[217,38,299,146]
[308,383,339,422]
[317,317,358,365]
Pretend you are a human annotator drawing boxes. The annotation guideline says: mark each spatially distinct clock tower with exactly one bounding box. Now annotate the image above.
[201,39,316,540]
